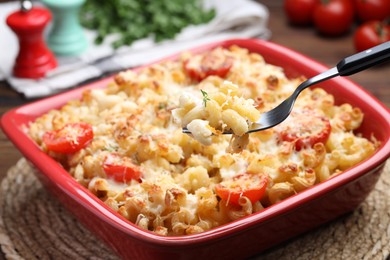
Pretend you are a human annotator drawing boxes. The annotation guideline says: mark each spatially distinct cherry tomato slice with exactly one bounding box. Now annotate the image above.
[103,153,142,183]
[43,122,94,154]
[184,49,233,82]
[215,173,268,206]
[276,108,331,151]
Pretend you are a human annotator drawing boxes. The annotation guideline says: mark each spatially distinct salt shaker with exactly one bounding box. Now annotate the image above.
[41,0,87,56]
[6,0,57,79]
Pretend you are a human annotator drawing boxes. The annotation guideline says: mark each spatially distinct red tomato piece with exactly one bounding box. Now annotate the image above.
[215,173,268,206]
[313,0,355,36]
[103,153,142,183]
[276,108,331,151]
[284,0,318,26]
[184,49,233,82]
[43,122,93,154]
[354,20,390,52]
[355,0,390,22]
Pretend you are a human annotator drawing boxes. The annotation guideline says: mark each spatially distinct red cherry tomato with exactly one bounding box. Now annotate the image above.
[354,0,390,22]
[215,173,268,206]
[354,20,390,52]
[284,0,318,26]
[103,153,142,183]
[184,49,233,82]
[313,0,355,36]
[276,108,331,151]
[43,122,93,153]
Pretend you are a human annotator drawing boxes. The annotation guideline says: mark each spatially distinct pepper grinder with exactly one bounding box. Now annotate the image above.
[6,0,57,79]
[41,0,87,56]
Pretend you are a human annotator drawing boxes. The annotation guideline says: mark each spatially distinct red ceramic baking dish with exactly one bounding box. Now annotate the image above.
[1,39,390,259]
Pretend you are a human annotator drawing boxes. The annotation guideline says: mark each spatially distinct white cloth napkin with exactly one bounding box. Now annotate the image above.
[0,0,270,99]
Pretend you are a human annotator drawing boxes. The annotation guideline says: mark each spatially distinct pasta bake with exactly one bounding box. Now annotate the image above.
[27,45,378,236]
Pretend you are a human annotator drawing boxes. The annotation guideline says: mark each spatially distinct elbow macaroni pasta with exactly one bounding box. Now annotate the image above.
[172,81,260,148]
[28,45,378,236]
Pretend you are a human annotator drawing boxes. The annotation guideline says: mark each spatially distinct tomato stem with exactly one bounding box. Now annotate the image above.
[383,18,390,27]
[375,22,387,40]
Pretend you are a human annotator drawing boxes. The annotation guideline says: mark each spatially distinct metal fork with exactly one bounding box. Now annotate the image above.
[183,41,390,135]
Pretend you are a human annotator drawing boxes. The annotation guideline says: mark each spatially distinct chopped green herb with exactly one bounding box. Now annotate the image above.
[80,0,216,49]
[103,145,117,152]
[158,102,167,110]
[200,89,210,107]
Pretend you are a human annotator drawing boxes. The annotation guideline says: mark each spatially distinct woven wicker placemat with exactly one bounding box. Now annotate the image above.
[1,158,389,260]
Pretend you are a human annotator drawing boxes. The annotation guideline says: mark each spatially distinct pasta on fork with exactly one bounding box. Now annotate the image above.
[172,80,260,151]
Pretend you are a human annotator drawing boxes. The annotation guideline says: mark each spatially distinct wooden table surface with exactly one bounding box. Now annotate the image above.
[0,0,389,258]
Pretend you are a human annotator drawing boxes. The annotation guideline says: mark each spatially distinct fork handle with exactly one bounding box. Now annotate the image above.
[337,41,390,76]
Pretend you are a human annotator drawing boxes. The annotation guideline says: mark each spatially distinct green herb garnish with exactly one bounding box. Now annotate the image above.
[80,0,216,49]
[103,145,118,152]
[200,89,210,107]
[158,102,167,110]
